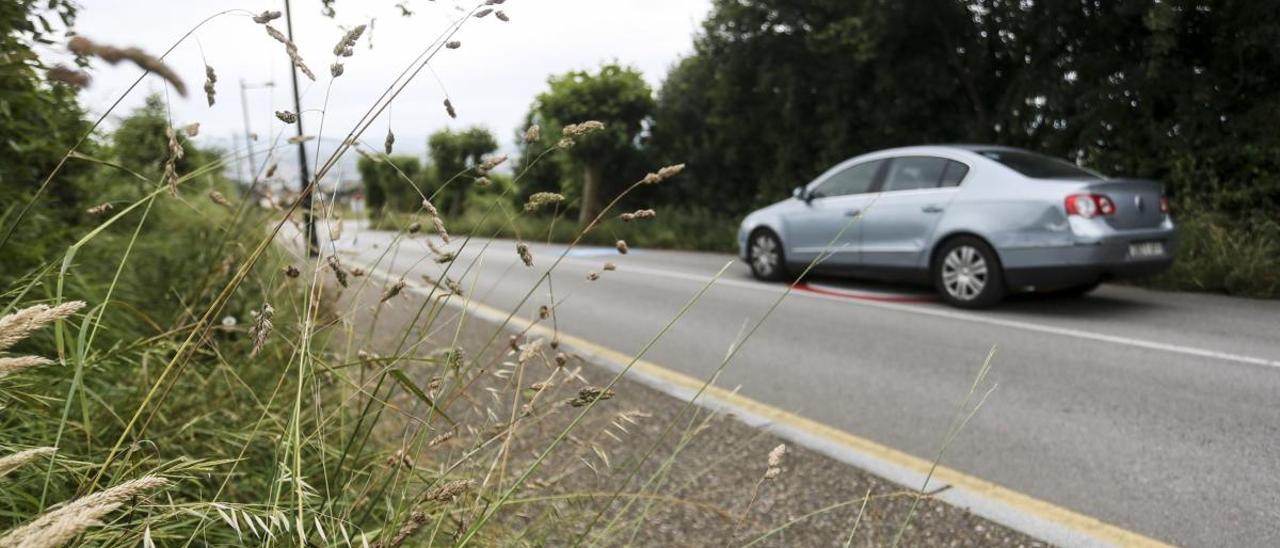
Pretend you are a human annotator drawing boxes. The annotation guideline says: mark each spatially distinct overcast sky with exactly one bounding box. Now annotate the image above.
[61,0,711,182]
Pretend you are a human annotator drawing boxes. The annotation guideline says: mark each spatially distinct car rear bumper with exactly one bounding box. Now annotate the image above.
[999,229,1176,289]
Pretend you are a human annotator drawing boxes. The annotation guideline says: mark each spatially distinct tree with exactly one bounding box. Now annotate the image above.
[357,154,422,218]
[427,126,497,216]
[652,0,1280,217]
[528,64,654,224]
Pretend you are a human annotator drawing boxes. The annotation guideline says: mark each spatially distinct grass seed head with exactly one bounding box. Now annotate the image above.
[586,271,600,281]
[524,124,540,143]
[380,279,406,303]
[0,447,56,478]
[603,262,616,271]
[0,301,86,352]
[163,125,183,194]
[86,202,113,215]
[46,65,90,89]
[443,98,457,119]
[569,386,615,407]
[275,110,298,124]
[249,303,274,357]
[283,264,301,278]
[562,120,605,137]
[252,10,282,24]
[384,127,395,154]
[421,198,439,217]
[0,476,168,547]
[446,40,461,49]
[264,25,316,81]
[516,242,533,267]
[208,190,232,209]
[431,216,450,244]
[334,24,367,56]
[475,8,494,18]
[326,255,349,288]
[67,36,186,95]
[537,305,549,319]
[615,240,629,254]
[203,64,216,106]
[0,356,53,380]
[496,10,510,22]
[523,192,565,212]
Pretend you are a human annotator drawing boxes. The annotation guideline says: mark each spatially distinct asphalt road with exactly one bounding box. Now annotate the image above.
[327,224,1279,546]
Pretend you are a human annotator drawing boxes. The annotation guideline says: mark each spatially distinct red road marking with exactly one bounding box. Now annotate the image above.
[792,282,937,304]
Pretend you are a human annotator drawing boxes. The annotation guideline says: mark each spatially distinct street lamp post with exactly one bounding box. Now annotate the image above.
[238,79,274,184]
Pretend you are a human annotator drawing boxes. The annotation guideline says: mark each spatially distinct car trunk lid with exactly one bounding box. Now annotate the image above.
[1085,179,1166,230]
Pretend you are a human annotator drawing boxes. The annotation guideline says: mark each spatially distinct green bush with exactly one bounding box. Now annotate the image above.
[1141,209,1280,298]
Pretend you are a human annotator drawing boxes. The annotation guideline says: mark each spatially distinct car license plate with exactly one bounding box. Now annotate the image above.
[1128,240,1165,258]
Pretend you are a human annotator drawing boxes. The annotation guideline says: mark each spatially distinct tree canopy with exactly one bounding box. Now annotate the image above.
[650,0,1280,217]
[525,64,654,224]
[427,126,498,216]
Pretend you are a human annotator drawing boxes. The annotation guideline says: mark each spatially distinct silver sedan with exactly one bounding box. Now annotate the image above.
[737,145,1177,308]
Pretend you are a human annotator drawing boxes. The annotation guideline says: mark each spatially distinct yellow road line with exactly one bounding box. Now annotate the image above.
[360,259,1172,547]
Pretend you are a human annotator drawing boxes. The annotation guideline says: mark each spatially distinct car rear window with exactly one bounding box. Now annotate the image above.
[977,150,1099,179]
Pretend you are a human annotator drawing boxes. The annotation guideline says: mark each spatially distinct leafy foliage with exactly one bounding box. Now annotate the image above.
[427,126,498,216]
[651,0,1280,218]
[524,64,654,223]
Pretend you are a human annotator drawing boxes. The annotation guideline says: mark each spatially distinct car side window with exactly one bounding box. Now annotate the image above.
[882,156,949,192]
[811,160,883,199]
[940,160,970,187]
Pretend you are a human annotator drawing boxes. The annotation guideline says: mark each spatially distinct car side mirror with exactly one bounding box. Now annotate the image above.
[793,186,810,203]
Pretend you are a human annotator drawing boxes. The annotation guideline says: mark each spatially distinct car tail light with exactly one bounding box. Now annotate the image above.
[1064,194,1116,218]
[1159,195,1170,214]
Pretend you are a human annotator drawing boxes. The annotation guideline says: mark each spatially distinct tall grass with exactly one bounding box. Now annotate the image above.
[0,2,1000,546]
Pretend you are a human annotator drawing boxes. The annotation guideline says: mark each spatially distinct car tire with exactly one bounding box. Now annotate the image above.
[932,236,1006,309]
[747,229,789,282]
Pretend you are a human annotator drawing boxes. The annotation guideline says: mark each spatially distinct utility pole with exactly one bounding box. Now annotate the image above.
[283,0,318,256]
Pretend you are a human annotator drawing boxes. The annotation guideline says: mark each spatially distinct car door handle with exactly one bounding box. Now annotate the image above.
[921,205,944,213]
[844,209,861,217]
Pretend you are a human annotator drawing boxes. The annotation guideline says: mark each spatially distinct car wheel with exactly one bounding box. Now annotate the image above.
[933,237,1006,308]
[748,230,789,282]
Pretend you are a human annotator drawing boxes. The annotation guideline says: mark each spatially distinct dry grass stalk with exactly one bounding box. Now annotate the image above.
[208,191,232,210]
[0,356,53,380]
[523,192,564,212]
[67,36,186,96]
[248,303,274,357]
[264,25,316,81]
[0,301,86,352]
[641,163,686,184]
[163,126,183,195]
[380,279,406,303]
[0,447,56,478]
[0,475,168,548]
[568,386,615,407]
[252,10,282,24]
[620,209,656,222]
[516,242,533,267]
[424,479,474,503]
[421,199,439,217]
[327,256,349,288]
[334,24,367,56]
[46,65,90,89]
[203,65,216,106]
[86,202,113,215]
[431,216,450,244]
